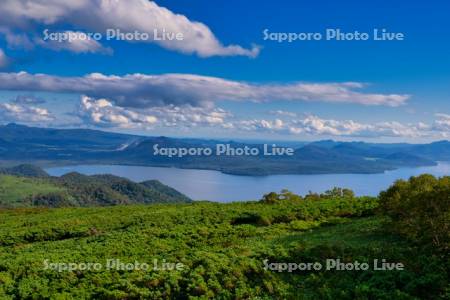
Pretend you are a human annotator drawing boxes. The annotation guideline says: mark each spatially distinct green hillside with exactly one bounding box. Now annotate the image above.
[0,178,448,299]
[0,166,191,208]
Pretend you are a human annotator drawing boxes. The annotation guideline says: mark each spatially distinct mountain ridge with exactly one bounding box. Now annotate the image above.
[0,123,447,176]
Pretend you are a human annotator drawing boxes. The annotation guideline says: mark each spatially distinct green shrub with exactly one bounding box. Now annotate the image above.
[379,174,450,250]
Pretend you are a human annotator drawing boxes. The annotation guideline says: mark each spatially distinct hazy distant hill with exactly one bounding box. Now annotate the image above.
[410,140,450,160]
[0,123,447,175]
[0,123,141,162]
[309,139,450,161]
[0,164,50,178]
[0,123,137,149]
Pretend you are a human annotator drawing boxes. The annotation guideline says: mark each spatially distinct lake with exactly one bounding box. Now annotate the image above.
[46,162,450,202]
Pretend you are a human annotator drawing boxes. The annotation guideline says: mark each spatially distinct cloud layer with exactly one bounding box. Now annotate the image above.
[76,97,449,139]
[1,94,447,139]
[0,72,410,108]
[234,115,429,138]
[0,0,258,57]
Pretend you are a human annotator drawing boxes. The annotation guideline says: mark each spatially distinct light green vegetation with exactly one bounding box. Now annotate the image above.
[0,185,448,299]
[0,175,66,207]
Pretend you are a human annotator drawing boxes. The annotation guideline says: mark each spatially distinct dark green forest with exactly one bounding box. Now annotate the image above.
[0,171,448,299]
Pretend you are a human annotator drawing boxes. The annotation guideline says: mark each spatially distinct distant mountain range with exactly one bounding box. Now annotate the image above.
[1,123,449,176]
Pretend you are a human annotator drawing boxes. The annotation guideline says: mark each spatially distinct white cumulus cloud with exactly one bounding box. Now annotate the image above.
[78,95,231,129]
[39,31,113,54]
[78,96,157,128]
[0,0,258,57]
[433,113,450,136]
[0,102,53,123]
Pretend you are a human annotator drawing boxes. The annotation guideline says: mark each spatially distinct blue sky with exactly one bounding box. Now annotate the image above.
[0,0,449,142]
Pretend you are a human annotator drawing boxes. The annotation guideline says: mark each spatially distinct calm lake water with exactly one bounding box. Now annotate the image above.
[46,162,450,202]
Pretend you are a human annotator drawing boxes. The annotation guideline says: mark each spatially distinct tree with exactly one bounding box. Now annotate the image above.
[379,174,450,250]
[322,187,355,199]
[260,192,279,204]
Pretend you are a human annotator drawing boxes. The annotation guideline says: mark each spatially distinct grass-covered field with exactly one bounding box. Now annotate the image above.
[0,176,65,207]
[0,191,448,299]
